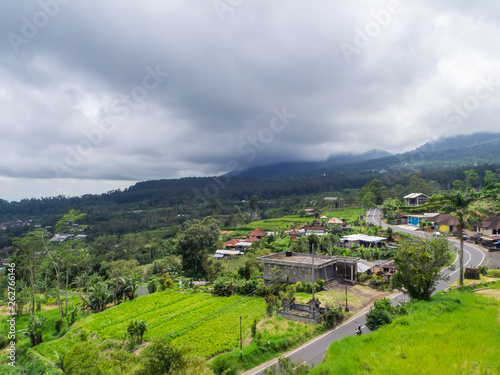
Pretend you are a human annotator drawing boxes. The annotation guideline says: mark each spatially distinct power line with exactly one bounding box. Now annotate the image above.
[132,271,285,352]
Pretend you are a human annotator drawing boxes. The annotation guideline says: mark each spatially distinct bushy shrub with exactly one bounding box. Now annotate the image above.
[358,274,371,283]
[211,354,240,375]
[294,282,303,292]
[212,278,236,297]
[265,294,279,317]
[314,279,325,292]
[302,282,313,294]
[164,278,174,289]
[322,303,345,329]
[64,339,137,375]
[136,339,187,375]
[366,305,392,331]
[365,298,407,331]
[237,279,261,296]
[369,275,385,287]
[127,320,147,344]
[147,278,157,294]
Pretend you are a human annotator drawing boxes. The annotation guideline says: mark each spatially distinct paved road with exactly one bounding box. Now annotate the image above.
[246,207,486,375]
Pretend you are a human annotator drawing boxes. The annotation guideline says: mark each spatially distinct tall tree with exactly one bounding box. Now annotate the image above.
[392,235,452,300]
[407,173,428,194]
[48,209,89,317]
[483,170,498,190]
[11,229,48,315]
[442,190,475,286]
[176,217,220,278]
[463,169,479,188]
[361,179,387,205]
[249,195,260,213]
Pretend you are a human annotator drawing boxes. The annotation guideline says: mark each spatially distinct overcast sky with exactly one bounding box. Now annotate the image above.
[1,1,500,201]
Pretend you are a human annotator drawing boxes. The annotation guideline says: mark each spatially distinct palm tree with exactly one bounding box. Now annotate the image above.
[442,190,475,286]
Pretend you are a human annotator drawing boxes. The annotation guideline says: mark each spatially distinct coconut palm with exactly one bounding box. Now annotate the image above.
[442,190,475,286]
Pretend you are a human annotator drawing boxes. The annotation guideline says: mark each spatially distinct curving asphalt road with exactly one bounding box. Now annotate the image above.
[245,207,486,375]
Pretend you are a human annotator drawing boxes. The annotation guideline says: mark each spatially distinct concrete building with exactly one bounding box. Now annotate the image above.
[403,193,429,206]
[257,252,359,284]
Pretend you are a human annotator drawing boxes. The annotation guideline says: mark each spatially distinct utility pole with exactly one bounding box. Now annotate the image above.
[240,316,242,359]
[311,244,315,302]
[345,281,349,312]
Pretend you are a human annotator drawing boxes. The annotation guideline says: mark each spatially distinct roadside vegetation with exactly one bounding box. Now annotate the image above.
[310,282,500,374]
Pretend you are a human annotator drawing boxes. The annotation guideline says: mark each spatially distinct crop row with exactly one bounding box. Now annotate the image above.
[35,291,265,360]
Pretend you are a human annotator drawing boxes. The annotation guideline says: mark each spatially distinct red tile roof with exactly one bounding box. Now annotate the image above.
[248,227,267,238]
[224,238,240,247]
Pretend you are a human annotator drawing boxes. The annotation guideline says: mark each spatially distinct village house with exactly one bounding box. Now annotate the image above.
[328,217,344,225]
[247,227,267,239]
[403,213,438,226]
[340,234,387,248]
[213,249,244,259]
[303,224,327,236]
[423,213,459,233]
[357,259,376,275]
[373,259,396,281]
[474,216,500,236]
[304,208,315,216]
[257,252,360,284]
[403,193,429,206]
[224,238,240,249]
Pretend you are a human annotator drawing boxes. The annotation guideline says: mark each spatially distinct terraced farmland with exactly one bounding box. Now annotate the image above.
[35,290,266,360]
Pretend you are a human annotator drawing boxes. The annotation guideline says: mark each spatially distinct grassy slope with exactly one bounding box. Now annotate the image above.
[310,283,500,375]
[33,290,266,361]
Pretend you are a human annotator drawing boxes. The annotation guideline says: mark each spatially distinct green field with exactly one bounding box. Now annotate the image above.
[33,290,266,361]
[310,282,500,375]
[222,209,364,232]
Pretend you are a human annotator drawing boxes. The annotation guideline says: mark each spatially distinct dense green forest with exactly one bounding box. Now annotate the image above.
[1,163,499,250]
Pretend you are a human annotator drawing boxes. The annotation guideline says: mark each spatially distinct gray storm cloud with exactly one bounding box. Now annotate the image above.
[1,0,500,200]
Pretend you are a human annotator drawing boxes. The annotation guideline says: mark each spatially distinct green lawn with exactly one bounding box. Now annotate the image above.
[310,282,500,374]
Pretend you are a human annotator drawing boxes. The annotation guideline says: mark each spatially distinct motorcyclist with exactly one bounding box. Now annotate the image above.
[355,325,362,335]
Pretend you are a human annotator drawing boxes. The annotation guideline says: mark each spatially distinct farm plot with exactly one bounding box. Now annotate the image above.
[35,290,266,360]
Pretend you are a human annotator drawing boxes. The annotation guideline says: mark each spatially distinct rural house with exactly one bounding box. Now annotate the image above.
[257,252,360,284]
[423,213,459,233]
[340,234,387,248]
[474,216,500,236]
[403,193,429,206]
[247,227,268,239]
